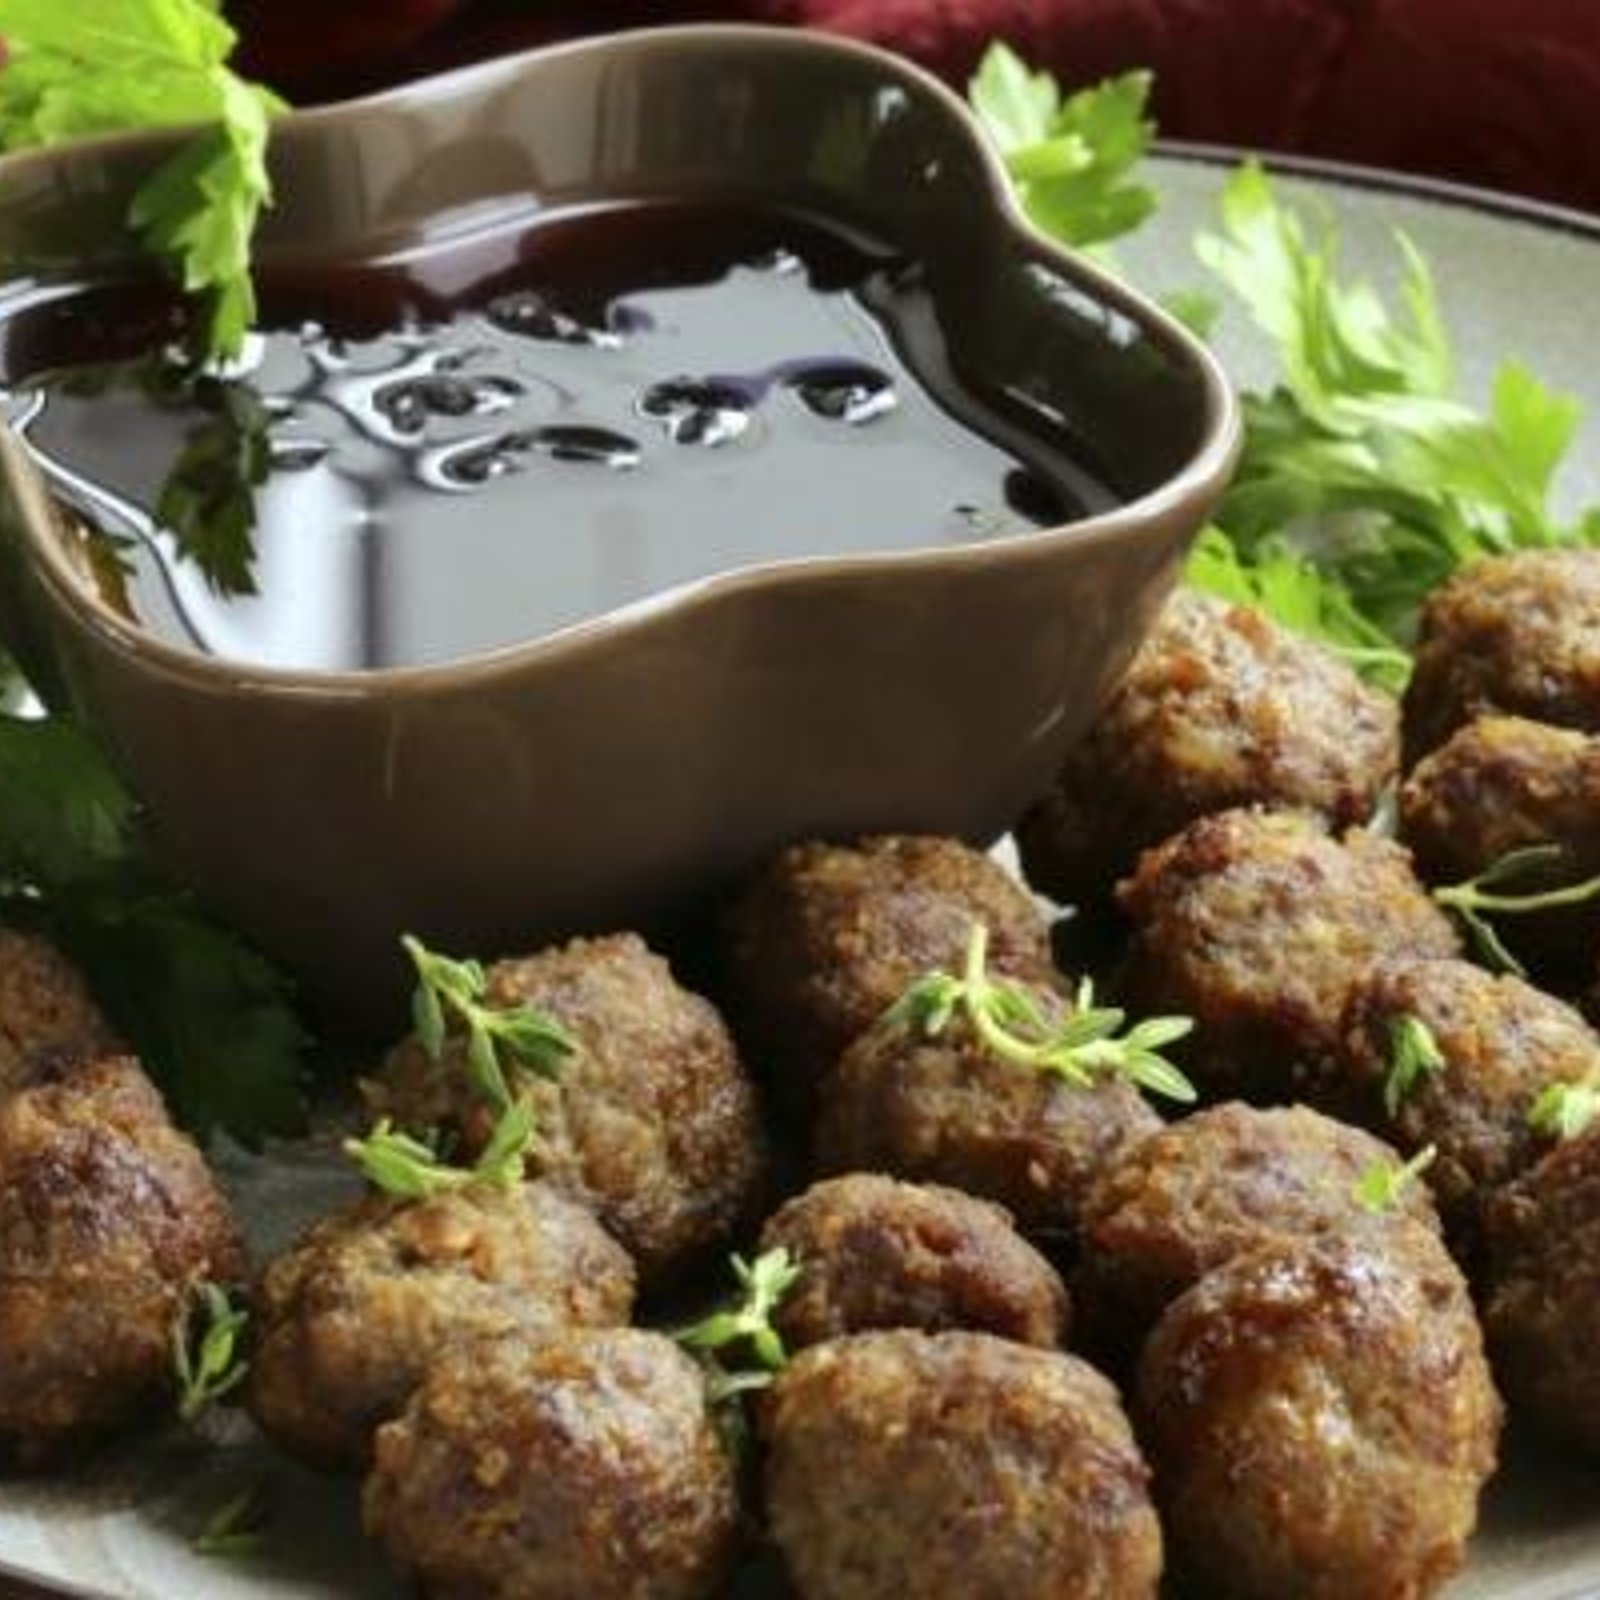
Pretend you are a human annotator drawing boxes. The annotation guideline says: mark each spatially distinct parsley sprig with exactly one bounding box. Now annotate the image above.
[172,1281,249,1424]
[1384,1015,1448,1117]
[887,923,1196,1103]
[403,934,574,1114]
[1353,1143,1438,1214]
[674,1248,803,1404]
[0,0,286,361]
[344,1097,536,1200]
[968,43,1156,254]
[0,712,305,1144]
[1433,845,1600,977]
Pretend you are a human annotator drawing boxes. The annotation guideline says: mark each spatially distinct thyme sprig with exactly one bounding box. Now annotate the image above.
[1353,1144,1438,1214]
[674,1248,803,1405]
[1434,846,1600,977]
[192,1482,269,1559]
[172,1282,249,1424]
[1528,1075,1600,1142]
[344,1098,536,1200]
[403,934,574,1112]
[1384,1015,1447,1117]
[886,923,1196,1103]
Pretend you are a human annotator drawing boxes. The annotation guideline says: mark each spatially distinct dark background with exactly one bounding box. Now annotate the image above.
[230,0,1600,212]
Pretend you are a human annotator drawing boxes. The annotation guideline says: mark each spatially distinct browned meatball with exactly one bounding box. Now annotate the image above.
[1401,715,1600,984]
[1137,1238,1500,1600]
[0,930,118,1094]
[1018,591,1399,907]
[366,932,765,1286]
[365,1328,739,1600]
[724,835,1056,1088]
[1074,1103,1442,1365]
[1117,808,1459,1102]
[814,980,1162,1239]
[1328,956,1600,1245]
[1403,548,1600,763]
[1483,1125,1600,1454]
[0,1056,244,1465]
[759,1174,1068,1351]
[763,1330,1161,1600]
[249,1180,635,1470]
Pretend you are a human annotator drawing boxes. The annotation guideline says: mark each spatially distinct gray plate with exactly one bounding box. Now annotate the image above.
[5,150,1600,1599]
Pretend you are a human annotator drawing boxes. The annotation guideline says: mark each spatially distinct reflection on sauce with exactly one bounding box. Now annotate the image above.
[2,203,1113,673]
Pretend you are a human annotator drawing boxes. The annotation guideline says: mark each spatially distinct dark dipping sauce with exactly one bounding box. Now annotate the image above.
[1,203,1113,672]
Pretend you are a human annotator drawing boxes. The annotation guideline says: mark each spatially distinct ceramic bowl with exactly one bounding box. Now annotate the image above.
[0,25,1238,1020]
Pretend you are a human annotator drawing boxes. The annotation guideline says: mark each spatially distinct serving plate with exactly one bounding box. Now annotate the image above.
[2,151,1599,1600]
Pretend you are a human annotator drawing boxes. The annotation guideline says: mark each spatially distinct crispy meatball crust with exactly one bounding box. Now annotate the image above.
[1116,808,1459,1102]
[762,1330,1161,1600]
[367,933,765,1287]
[1137,1238,1500,1600]
[1400,715,1600,983]
[1017,591,1399,906]
[0,930,118,1094]
[1074,1103,1442,1365]
[759,1174,1069,1351]
[724,835,1056,1087]
[1329,956,1600,1243]
[1483,1126,1600,1454]
[0,1057,244,1465]
[814,987,1162,1239]
[365,1328,739,1600]
[248,1180,635,1470]
[1403,548,1600,763]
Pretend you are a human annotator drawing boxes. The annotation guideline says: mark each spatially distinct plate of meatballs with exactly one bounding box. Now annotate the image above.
[11,172,1600,1600]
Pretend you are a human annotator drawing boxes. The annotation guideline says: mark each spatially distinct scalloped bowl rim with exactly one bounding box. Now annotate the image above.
[0,23,1241,700]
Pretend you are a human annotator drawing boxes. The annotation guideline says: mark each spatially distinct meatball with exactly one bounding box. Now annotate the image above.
[0,929,118,1094]
[1117,808,1459,1102]
[365,1328,739,1600]
[759,1174,1068,1351]
[249,1180,635,1470]
[724,835,1056,1089]
[814,979,1162,1239]
[1483,1124,1600,1454]
[1400,715,1600,984]
[1403,548,1600,763]
[366,932,765,1286]
[762,1330,1161,1600]
[1137,1238,1500,1600]
[1017,590,1398,907]
[1073,1103,1442,1365]
[1328,956,1600,1245]
[0,1056,243,1465]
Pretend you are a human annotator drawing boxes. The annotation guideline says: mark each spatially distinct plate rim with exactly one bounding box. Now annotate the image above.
[1155,138,1600,242]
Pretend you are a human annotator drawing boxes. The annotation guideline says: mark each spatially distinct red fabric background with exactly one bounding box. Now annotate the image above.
[231,1,1600,212]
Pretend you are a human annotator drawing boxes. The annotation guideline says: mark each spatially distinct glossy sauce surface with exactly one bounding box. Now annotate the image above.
[2,203,1112,672]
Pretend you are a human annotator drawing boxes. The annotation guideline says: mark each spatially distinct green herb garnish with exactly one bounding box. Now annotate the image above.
[674,1247,803,1404]
[192,1482,268,1559]
[1528,1077,1600,1142]
[0,0,286,361]
[1384,1014,1448,1117]
[887,923,1196,1103]
[403,934,575,1113]
[1433,845,1600,977]
[173,1281,249,1424]
[1187,161,1596,678]
[968,43,1157,253]
[344,1097,537,1199]
[1353,1143,1438,1214]
[0,715,304,1143]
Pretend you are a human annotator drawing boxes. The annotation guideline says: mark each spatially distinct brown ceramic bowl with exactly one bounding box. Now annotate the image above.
[0,26,1237,1022]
